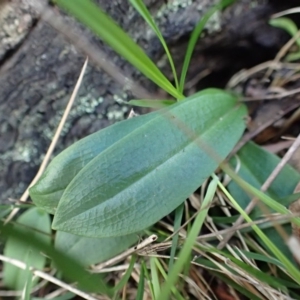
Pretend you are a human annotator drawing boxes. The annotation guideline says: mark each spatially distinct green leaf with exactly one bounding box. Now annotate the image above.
[0,220,112,295]
[52,89,247,237]
[228,141,300,216]
[129,99,176,109]
[269,18,300,47]
[29,111,157,214]
[227,142,300,261]
[0,206,12,219]
[3,208,51,290]
[55,0,181,99]
[55,231,138,267]
[286,51,300,61]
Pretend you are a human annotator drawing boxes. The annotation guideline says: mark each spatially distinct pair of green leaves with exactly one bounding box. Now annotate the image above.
[30,89,247,238]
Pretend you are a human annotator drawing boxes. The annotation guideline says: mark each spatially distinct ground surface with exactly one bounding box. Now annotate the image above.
[0,0,299,203]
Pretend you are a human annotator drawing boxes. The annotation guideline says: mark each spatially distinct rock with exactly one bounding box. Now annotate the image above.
[0,0,296,202]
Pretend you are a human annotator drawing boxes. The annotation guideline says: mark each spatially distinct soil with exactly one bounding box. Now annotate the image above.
[0,0,300,203]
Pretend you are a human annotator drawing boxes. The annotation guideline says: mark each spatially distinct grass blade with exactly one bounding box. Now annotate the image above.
[129,0,180,92]
[56,0,181,99]
[113,255,137,293]
[215,174,300,284]
[128,99,175,108]
[150,257,161,298]
[136,265,145,300]
[168,203,184,271]
[157,176,218,300]
[179,0,235,93]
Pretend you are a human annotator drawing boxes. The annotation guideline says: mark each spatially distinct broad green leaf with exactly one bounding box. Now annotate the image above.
[52,89,247,237]
[129,99,175,109]
[227,142,300,261]
[55,0,181,99]
[55,231,138,267]
[0,220,112,295]
[3,208,51,290]
[228,141,300,215]
[30,112,157,214]
[279,192,300,204]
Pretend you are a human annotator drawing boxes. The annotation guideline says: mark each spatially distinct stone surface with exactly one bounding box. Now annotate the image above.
[0,0,36,63]
[0,0,297,202]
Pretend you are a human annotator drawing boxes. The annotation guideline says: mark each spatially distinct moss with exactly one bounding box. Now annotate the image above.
[156,0,193,18]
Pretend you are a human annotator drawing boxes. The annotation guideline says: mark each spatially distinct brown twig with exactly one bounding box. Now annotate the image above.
[231,101,300,155]
[243,87,300,101]
[91,235,158,272]
[227,61,279,88]
[272,8,300,19]
[264,30,300,79]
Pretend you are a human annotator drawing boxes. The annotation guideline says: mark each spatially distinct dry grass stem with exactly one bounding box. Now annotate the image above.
[198,212,299,241]
[91,234,158,272]
[227,61,284,88]
[272,8,300,19]
[243,86,300,101]
[232,101,300,155]
[264,30,300,79]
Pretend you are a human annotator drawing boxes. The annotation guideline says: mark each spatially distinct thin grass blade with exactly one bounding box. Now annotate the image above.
[56,0,181,98]
[179,0,235,93]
